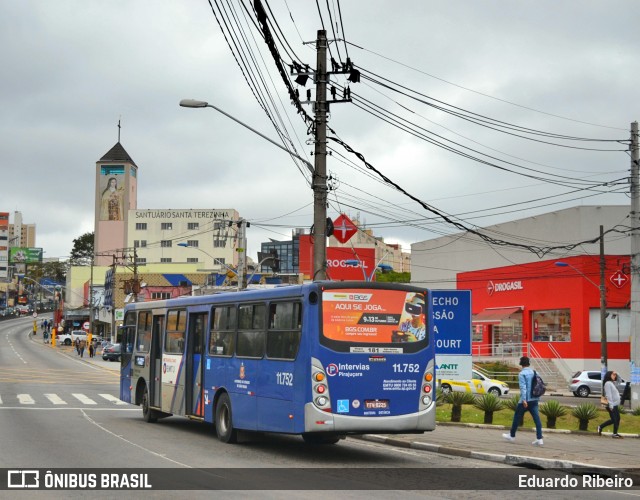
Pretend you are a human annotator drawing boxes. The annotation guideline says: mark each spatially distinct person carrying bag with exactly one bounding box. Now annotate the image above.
[597,371,623,438]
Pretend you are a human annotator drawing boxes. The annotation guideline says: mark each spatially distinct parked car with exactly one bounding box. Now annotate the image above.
[568,370,627,397]
[102,343,121,362]
[438,370,510,396]
[71,330,87,343]
[55,332,73,345]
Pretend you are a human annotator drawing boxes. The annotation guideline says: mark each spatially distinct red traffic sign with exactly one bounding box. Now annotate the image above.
[610,270,629,289]
[332,213,357,244]
[83,321,91,330]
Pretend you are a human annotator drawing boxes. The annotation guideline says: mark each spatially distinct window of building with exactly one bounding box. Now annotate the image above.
[165,309,186,353]
[532,309,571,342]
[186,240,199,247]
[160,258,172,263]
[472,324,483,342]
[136,258,147,264]
[135,223,147,230]
[266,301,301,360]
[188,223,199,230]
[161,223,173,230]
[187,258,199,263]
[214,239,226,248]
[209,306,237,356]
[151,292,170,300]
[161,240,172,248]
[236,304,266,358]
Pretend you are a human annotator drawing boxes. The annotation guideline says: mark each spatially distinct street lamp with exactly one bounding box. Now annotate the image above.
[345,254,393,282]
[179,99,327,280]
[555,260,607,375]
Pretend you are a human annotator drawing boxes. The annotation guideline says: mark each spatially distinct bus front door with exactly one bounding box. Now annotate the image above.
[150,315,164,408]
[186,312,207,417]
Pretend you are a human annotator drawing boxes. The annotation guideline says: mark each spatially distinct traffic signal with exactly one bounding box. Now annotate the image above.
[270,249,280,272]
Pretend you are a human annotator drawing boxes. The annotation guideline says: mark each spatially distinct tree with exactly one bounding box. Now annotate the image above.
[375,271,411,283]
[26,261,67,284]
[70,232,94,266]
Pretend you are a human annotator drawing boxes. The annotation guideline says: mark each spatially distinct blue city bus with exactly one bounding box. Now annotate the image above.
[118,281,436,444]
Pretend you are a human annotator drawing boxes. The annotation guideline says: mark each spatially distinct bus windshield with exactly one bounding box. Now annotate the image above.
[320,288,428,352]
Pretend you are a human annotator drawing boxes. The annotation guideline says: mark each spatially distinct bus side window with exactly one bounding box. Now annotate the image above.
[136,311,152,352]
[266,302,301,360]
[209,306,236,357]
[165,309,186,354]
[236,304,265,358]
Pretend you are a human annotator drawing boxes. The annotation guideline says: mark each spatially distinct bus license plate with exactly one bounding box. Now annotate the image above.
[364,399,389,409]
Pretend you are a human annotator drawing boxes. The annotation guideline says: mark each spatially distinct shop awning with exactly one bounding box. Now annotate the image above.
[472,307,522,324]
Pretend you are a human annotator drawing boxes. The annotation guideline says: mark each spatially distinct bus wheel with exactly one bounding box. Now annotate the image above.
[302,433,342,445]
[142,386,158,423]
[215,393,237,444]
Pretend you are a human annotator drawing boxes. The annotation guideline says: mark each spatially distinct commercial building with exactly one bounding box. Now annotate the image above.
[460,255,631,378]
[411,205,632,377]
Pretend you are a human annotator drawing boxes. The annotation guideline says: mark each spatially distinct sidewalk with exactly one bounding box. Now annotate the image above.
[358,421,639,470]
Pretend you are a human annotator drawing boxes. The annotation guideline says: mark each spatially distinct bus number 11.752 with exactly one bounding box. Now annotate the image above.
[392,363,419,373]
[276,372,293,386]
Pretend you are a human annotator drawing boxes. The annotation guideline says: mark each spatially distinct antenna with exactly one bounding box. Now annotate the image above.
[117,118,121,142]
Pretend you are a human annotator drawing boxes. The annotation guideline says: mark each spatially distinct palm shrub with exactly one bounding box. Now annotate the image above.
[571,403,599,431]
[504,394,524,427]
[539,400,567,429]
[633,406,640,417]
[444,391,476,422]
[435,387,445,405]
[473,393,504,424]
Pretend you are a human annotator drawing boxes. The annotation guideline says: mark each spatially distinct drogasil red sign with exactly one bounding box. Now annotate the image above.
[487,280,524,296]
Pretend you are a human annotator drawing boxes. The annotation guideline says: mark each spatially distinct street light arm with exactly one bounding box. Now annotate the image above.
[555,262,599,289]
[179,99,313,174]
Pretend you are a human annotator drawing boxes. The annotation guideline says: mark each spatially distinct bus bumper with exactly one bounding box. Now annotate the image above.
[303,402,436,433]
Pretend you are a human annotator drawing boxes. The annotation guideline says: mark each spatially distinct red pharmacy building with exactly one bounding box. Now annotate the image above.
[458,255,631,378]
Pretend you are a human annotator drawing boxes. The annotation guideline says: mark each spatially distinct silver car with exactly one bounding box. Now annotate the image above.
[568,370,627,398]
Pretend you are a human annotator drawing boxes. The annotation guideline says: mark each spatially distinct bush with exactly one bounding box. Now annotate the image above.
[539,400,568,429]
[444,391,476,422]
[632,406,640,417]
[473,393,504,424]
[571,403,599,431]
[504,395,523,427]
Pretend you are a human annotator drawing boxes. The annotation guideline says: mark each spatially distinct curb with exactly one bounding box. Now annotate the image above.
[435,420,640,438]
[354,434,606,470]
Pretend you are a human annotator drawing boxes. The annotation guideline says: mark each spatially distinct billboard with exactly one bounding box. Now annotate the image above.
[9,247,43,264]
[99,166,125,221]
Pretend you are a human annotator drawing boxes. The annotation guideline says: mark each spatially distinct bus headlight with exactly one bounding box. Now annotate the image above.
[316,396,328,406]
[422,395,432,405]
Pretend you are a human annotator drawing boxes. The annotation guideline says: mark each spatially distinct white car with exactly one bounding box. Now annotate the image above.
[438,370,510,396]
[71,330,87,342]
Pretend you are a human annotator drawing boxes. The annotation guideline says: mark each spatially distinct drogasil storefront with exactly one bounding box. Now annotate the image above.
[457,255,631,377]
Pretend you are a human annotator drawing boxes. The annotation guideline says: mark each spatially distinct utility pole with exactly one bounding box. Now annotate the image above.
[599,225,607,376]
[89,254,94,338]
[132,247,139,302]
[630,121,640,409]
[237,219,247,289]
[312,29,328,280]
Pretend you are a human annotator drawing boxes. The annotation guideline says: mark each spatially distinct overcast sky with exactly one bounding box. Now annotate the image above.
[2,1,638,263]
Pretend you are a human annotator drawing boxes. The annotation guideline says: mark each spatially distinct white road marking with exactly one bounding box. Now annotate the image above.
[100,394,127,405]
[72,393,97,405]
[44,393,67,405]
[17,394,35,404]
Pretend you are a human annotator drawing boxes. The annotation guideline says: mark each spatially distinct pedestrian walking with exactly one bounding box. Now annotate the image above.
[598,371,623,438]
[89,342,95,358]
[79,339,86,358]
[502,356,544,446]
[75,338,80,355]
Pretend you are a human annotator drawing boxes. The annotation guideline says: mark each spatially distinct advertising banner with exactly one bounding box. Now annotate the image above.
[9,247,43,264]
[322,289,426,344]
